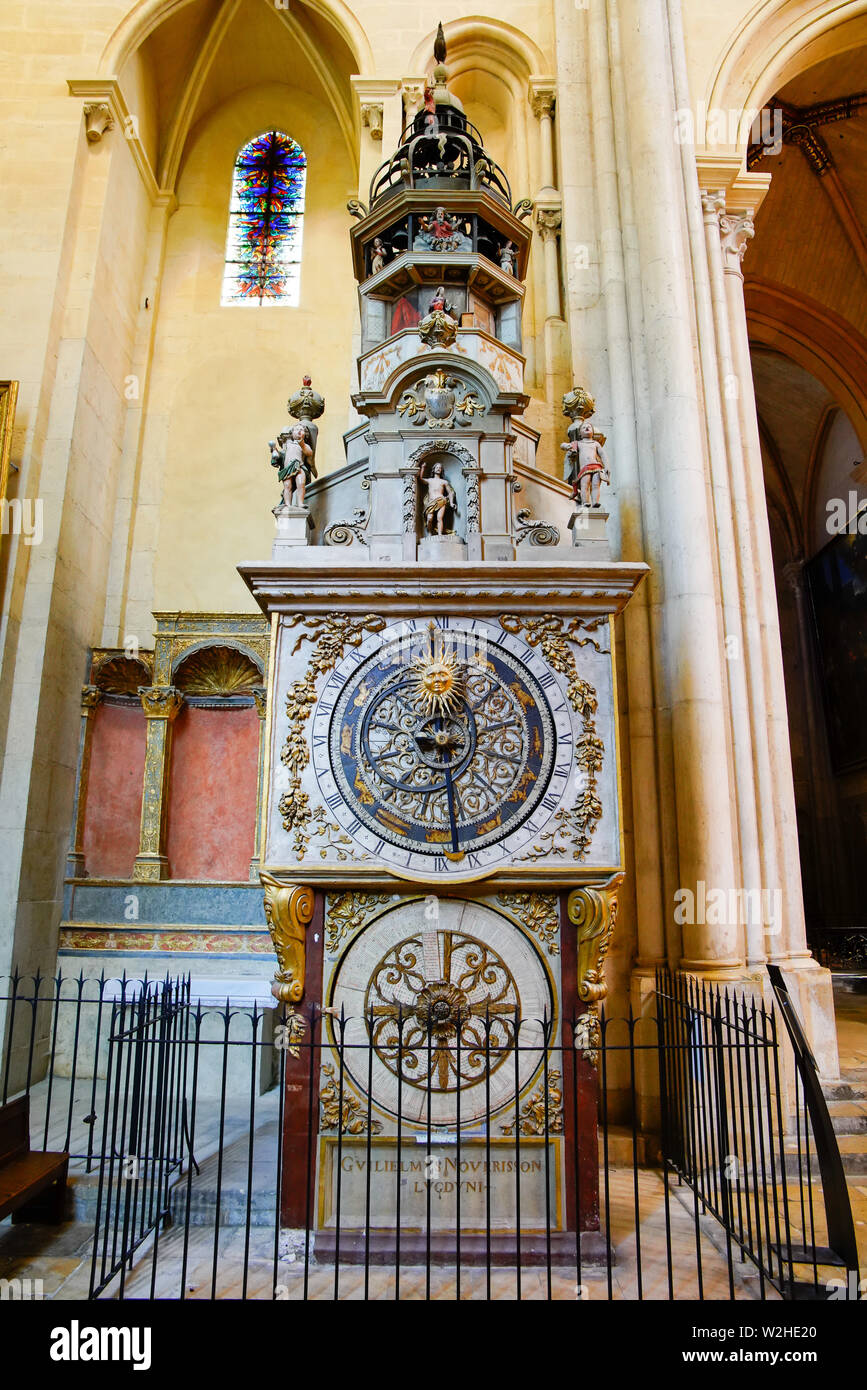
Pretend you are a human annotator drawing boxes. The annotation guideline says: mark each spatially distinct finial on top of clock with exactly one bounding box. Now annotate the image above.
[430,20,464,114]
[434,21,447,65]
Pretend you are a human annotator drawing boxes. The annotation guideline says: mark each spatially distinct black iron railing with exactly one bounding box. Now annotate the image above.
[0,966,860,1301]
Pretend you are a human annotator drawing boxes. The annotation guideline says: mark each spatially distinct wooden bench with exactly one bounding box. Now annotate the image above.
[0,1096,68,1224]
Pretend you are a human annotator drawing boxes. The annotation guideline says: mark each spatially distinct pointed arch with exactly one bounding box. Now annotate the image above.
[706,0,867,155]
[100,0,373,78]
[407,16,549,81]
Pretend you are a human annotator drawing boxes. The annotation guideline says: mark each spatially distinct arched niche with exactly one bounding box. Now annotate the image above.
[83,656,154,880]
[166,642,263,882]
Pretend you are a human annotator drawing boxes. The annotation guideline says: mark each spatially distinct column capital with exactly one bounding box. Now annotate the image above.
[718,209,755,276]
[138,685,183,720]
[398,77,426,124]
[534,201,562,242]
[80,684,104,712]
[700,187,726,221]
[252,687,267,720]
[528,77,556,120]
[781,556,806,594]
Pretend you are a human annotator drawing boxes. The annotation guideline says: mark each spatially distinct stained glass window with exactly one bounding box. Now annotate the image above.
[221,131,306,306]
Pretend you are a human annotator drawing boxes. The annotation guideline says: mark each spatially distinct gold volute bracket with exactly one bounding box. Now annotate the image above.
[567,876,623,1004]
[262,874,315,1002]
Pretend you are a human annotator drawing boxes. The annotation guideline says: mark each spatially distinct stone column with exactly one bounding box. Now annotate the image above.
[535,205,563,322]
[133,686,183,881]
[700,190,769,969]
[249,687,267,882]
[529,81,556,190]
[719,206,808,964]
[614,0,741,970]
[66,685,103,878]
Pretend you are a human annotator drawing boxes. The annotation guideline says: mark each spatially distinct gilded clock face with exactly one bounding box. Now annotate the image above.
[309,619,575,880]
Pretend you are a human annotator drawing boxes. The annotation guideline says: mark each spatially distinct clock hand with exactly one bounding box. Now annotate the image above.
[436,714,461,853]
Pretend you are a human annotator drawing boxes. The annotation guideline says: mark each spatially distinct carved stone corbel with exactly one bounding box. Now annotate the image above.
[262,874,315,1002]
[567,879,622,1004]
[361,103,384,140]
[83,102,114,143]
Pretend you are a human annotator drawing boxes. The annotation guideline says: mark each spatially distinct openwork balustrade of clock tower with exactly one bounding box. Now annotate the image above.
[240,27,647,1261]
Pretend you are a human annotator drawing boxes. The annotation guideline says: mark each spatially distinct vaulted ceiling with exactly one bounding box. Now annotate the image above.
[124,0,360,190]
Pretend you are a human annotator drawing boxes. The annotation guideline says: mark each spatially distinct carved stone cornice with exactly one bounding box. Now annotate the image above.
[238,561,649,620]
[262,875,315,1002]
[138,686,184,721]
[567,877,623,1003]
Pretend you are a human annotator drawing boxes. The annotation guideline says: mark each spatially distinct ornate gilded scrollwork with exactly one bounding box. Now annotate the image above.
[261,874,315,1002]
[319,1063,382,1135]
[325,892,393,955]
[274,1008,307,1058]
[500,1071,564,1136]
[278,613,386,858]
[573,1010,601,1067]
[566,883,621,1003]
[499,614,606,861]
[496,892,560,956]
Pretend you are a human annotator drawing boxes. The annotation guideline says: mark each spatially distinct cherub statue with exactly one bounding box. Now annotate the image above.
[499,240,517,275]
[271,424,316,513]
[421,460,457,536]
[370,237,391,275]
[561,420,610,508]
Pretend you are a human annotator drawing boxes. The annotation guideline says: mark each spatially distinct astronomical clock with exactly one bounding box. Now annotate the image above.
[240,31,646,1255]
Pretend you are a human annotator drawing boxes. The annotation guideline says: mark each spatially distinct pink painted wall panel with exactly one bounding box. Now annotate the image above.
[165,705,259,881]
[83,703,147,879]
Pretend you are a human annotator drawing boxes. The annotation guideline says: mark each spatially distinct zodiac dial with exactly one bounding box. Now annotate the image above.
[309,619,575,880]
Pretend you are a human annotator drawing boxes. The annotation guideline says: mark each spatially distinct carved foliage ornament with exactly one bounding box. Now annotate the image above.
[500,1071,564,1136]
[325,891,393,955]
[320,1063,382,1134]
[499,615,605,861]
[261,874,315,1002]
[574,1010,601,1067]
[496,892,560,955]
[279,614,386,858]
